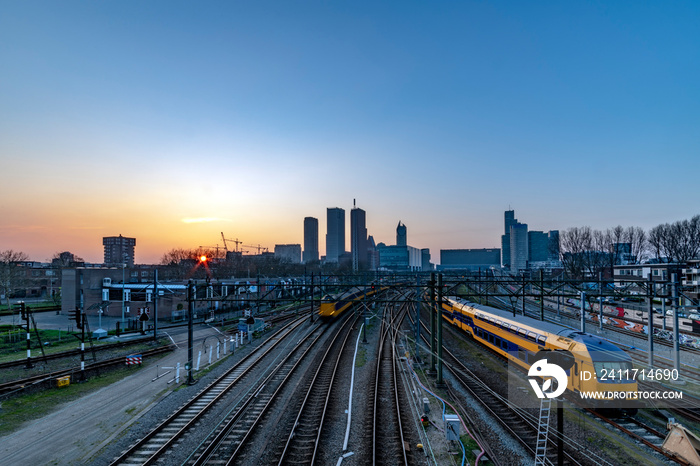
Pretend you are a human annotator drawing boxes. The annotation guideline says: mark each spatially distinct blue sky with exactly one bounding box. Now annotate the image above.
[1,1,698,263]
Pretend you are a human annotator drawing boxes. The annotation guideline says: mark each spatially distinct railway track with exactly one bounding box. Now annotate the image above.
[584,409,692,466]
[627,348,700,384]
[110,316,310,466]
[0,344,174,397]
[187,318,331,465]
[276,311,359,465]
[0,336,157,369]
[372,300,411,465]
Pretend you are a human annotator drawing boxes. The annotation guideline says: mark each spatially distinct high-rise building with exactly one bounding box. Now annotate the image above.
[325,208,345,263]
[421,249,432,271]
[368,236,380,270]
[275,244,302,264]
[351,206,368,271]
[103,235,136,266]
[501,210,517,268]
[548,231,560,261]
[528,231,550,263]
[303,217,319,263]
[377,244,423,271]
[396,221,407,247]
[510,223,528,272]
[504,210,516,235]
[527,230,562,271]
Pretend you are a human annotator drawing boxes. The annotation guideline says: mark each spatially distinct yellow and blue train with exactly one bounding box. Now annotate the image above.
[318,286,382,319]
[442,297,638,401]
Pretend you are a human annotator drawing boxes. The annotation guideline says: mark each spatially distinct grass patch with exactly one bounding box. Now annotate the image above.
[458,434,495,465]
[0,326,119,363]
[0,366,141,437]
[355,347,367,368]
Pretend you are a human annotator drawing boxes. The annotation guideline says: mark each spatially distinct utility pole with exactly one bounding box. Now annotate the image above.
[672,273,680,373]
[415,274,421,364]
[429,272,436,376]
[580,291,585,333]
[598,272,603,331]
[362,284,367,344]
[256,274,260,317]
[522,275,526,316]
[436,273,445,388]
[187,280,196,385]
[310,273,314,323]
[540,270,545,321]
[648,275,654,368]
[556,276,560,318]
[557,398,564,466]
[153,269,158,342]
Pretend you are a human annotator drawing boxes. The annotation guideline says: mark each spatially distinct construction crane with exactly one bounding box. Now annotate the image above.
[221,233,242,252]
[220,233,268,255]
[198,244,224,259]
[241,244,268,254]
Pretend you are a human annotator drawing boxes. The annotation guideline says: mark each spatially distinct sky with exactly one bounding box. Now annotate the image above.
[1,1,699,264]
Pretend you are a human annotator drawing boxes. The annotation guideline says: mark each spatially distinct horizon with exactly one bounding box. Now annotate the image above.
[2,2,698,264]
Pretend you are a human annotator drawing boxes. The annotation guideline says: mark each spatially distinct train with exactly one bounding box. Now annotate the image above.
[318,286,382,319]
[442,296,638,404]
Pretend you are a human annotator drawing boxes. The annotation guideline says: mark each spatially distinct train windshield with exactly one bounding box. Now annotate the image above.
[593,361,634,379]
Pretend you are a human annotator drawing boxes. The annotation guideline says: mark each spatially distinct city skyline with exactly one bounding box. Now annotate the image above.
[2,2,698,264]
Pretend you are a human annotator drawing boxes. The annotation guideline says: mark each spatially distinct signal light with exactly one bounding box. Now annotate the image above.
[20,302,27,320]
[70,307,83,329]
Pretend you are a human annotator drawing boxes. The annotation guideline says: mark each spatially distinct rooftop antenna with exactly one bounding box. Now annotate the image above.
[353,198,356,207]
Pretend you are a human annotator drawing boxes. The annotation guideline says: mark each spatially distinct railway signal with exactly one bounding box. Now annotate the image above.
[70,307,83,329]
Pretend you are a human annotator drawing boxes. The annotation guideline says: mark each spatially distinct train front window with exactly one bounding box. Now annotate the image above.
[593,361,634,380]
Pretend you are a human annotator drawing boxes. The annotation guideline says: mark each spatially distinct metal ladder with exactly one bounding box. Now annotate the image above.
[534,397,552,466]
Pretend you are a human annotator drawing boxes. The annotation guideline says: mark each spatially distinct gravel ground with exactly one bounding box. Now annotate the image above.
[231,318,344,464]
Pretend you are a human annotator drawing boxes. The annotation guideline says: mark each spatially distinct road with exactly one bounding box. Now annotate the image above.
[0,323,235,466]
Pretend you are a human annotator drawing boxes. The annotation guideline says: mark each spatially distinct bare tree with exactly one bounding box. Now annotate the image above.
[560,227,592,279]
[624,226,647,264]
[0,250,30,309]
[648,224,666,261]
[160,248,193,266]
[591,229,611,276]
[51,251,84,267]
[681,215,700,261]
[647,216,700,263]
